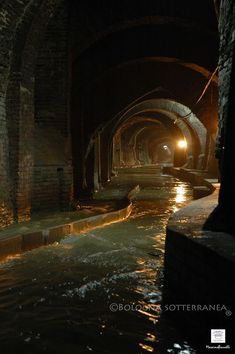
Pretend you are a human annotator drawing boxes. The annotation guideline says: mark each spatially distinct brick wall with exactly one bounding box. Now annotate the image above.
[35,3,69,136]
[32,166,73,211]
[33,3,73,212]
[0,94,13,228]
[0,0,67,229]
[0,0,39,228]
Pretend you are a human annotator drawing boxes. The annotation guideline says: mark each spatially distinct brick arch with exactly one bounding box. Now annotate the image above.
[97,99,204,184]
[113,117,188,168]
[0,0,41,228]
[107,99,205,154]
[74,20,217,64]
[72,22,218,89]
[1,0,64,225]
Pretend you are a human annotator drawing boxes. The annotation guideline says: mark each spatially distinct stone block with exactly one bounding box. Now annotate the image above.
[22,231,44,251]
[0,235,22,260]
[46,224,71,244]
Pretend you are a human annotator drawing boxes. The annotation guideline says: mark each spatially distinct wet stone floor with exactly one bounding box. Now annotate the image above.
[0,173,196,354]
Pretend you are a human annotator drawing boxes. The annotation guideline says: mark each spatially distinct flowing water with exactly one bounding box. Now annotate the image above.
[0,175,197,354]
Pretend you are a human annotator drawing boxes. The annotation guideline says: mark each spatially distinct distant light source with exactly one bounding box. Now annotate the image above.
[177,140,187,149]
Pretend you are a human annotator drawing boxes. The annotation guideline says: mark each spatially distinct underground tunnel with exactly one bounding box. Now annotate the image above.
[0,0,234,353]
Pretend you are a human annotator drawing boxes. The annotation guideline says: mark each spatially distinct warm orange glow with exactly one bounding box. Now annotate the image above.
[139,343,154,352]
[177,140,187,149]
[146,333,156,341]
[175,185,186,203]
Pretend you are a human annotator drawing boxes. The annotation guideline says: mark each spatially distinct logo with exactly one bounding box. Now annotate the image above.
[211,329,226,343]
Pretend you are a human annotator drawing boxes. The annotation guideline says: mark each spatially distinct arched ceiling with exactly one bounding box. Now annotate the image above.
[69,0,219,190]
[70,0,218,58]
[105,98,206,153]
[72,59,218,145]
[72,25,218,90]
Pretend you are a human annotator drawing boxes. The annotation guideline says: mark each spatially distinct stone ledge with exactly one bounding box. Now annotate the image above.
[0,197,133,262]
[71,203,132,234]
[162,166,216,196]
[163,189,235,344]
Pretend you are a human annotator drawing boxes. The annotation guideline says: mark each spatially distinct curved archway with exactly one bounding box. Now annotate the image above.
[5,0,67,221]
[81,96,208,191]
[0,0,219,228]
[96,98,206,183]
[69,7,218,197]
[112,117,187,169]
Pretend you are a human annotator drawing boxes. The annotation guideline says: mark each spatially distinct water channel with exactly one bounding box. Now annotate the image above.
[0,173,197,353]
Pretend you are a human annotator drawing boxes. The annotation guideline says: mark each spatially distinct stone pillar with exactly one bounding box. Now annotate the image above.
[0,94,14,228]
[204,0,235,233]
[94,135,101,192]
[112,134,121,169]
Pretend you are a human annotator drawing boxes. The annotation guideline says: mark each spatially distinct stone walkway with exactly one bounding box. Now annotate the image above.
[0,199,132,261]
[0,201,119,241]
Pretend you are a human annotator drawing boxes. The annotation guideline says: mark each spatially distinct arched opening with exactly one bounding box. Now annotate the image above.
[71,54,217,196]
[84,97,206,192]
[112,118,186,169]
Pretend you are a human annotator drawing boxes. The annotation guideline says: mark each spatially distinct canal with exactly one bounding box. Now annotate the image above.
[0,173,196,353]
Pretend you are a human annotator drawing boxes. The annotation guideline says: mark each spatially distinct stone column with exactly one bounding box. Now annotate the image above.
[204,0,235,233]
[94,135,101,192]
[0,93,14,228]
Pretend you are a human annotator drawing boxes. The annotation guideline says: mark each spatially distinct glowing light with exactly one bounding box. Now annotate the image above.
[177,140,187,149]
[175,185,186,203]
[136,258,145,265]
[172,205,179,213]
[146,333,156,342]
[139,343,154,352]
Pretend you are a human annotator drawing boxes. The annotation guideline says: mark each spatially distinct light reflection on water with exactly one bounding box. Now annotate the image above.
[0,177,197,353]
[175,185,187,204]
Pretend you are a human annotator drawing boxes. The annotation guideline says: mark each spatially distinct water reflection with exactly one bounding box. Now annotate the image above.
[139,342,154,352]
[175,185,186,203]
[145,332,156,342]
[0,176,195,353]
